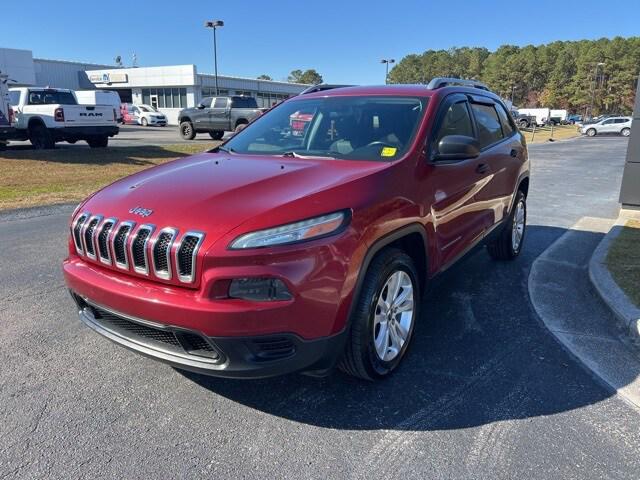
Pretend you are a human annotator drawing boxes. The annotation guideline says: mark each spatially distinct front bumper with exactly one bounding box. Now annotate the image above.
[72,292,347,378]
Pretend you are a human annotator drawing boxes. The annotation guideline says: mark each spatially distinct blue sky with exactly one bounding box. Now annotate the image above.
[4,0,638,84]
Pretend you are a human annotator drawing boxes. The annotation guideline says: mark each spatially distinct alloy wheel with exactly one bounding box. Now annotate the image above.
[512,199,526,252]
[373,270,415,362]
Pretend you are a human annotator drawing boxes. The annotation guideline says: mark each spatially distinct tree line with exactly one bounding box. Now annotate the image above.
[388,37,640,115]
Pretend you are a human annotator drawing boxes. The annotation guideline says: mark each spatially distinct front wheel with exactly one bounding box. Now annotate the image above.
[621,128,631,137]
[179,121,196,140]
[487,190,527,260]
[586,128,597,137]
[339,248,419,381]
[141,117,148,127]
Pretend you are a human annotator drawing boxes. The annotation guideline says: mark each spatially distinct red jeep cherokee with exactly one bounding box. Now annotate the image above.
[63,78,529,381]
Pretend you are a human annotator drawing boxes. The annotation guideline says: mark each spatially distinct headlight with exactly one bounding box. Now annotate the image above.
[230,211,348,249]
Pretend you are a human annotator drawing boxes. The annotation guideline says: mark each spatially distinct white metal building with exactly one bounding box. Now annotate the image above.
[0,47,308,124]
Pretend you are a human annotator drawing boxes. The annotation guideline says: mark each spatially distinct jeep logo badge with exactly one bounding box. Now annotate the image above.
[129,207,153,217]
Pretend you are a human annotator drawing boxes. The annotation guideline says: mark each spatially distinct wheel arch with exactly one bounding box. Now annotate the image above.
[347,224,429,323]
[235,118,249,128]
[27,117,46,130]
[179,116,192,124]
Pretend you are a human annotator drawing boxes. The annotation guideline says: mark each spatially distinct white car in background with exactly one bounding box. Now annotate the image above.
[581,116,632,137]
[130,104,167,126]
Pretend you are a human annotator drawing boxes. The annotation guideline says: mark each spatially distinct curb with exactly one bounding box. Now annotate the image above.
[589,221,640,343]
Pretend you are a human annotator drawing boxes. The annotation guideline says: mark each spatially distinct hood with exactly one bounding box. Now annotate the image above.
[81,152,390,244]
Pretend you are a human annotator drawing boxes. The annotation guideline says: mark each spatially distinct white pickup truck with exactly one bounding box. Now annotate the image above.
[7,87,119,149]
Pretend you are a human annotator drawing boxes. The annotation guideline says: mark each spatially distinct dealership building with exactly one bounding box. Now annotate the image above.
[0,47,308,124]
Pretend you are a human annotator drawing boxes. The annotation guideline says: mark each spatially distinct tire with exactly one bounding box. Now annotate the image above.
[234,121,248,133]
[0,141,6,151]
[209,130,224,140]
[141,117,148,127]
[621,128,631,137]
[518,120,529,129]
[339,248,420,381]
[586,128,597,137]
[180,121,196,140]
[87,136,108,148]
[487,190,527,261]
[29,123,54,150]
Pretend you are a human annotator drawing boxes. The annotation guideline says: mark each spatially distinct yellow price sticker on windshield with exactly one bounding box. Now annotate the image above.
[381,147,397,157]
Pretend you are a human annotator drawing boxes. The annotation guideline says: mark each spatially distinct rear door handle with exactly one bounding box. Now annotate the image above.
[476,163,489,174]
[510,149,519,158]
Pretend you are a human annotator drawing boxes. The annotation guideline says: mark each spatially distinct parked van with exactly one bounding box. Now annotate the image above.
[75,90,122,123]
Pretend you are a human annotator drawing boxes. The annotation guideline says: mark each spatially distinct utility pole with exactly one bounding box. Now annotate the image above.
[205,20,224,95]
[381,59,395,84]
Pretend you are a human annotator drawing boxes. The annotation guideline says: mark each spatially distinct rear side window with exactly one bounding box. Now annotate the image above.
[495,104,514,137]
[213,98,228,108]
[231,96,258,108]
[434,101,474,149]
[471,103,503,148]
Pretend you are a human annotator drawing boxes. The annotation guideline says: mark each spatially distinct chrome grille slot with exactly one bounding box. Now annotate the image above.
[72,212,89,255]
[82,216,102,260]
[112,222,134,269]
[97,218,116,264]
[130,225,154,275]
[152,228,177,280]
[176,232,204,283]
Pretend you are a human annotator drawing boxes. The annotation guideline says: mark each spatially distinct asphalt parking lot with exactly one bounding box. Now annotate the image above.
[1,137,639,479]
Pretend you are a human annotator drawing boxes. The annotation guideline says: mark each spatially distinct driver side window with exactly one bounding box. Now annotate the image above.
[434,101,474,152]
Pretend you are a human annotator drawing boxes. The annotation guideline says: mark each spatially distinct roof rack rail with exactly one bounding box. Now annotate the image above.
[299,84,354,95]
[427,77,490,91]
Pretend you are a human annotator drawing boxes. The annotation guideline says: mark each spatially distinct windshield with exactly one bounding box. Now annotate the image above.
[223,96,428,161]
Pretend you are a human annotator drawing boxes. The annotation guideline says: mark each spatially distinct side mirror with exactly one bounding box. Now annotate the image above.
[197,103,206,109]
[432,135,480,161]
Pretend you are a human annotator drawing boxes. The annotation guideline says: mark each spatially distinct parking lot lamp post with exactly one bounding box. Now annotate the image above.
[205,20,224,95]
[588,62,605,119]
[381,59,395,84]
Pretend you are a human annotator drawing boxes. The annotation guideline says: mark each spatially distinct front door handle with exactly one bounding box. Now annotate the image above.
[476,163,489,174]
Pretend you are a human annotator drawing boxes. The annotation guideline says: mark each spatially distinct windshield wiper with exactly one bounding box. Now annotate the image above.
[282,151,336,160]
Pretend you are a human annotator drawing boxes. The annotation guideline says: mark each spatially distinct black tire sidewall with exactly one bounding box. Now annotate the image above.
[30,124,51,149]
[356,251,420,378]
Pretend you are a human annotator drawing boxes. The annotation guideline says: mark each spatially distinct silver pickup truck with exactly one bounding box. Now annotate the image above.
[177,96,262,140]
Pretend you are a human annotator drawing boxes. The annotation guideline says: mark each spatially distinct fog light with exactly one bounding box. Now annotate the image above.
[228,278,292,301]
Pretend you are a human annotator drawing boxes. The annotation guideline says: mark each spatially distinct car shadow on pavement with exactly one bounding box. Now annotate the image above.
[179,225,634,431]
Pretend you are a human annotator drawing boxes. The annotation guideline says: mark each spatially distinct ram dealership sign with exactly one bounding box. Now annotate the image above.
[89,72,128,84]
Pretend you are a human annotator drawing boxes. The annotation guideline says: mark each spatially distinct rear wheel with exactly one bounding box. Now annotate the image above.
[87,136,108,148]
[518,120,529,129]
[621,127,631,137]
[180,121,196,140]
[234,121,248,133]
[487,190,527,260]
[339,248,419,381]
[209,130,224,140]
[586,128,597,137]
[29,123,54,150]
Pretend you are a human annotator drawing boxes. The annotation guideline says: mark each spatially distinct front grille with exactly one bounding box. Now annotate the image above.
[70,212,204,285]
[77,296,221,363]
[97,220,115,263]
[152,230,176,278]
[83,217,100,258]
[251,337,296,360]
[177,233,203,282]
[131,226,153,273]
[72,213,88,254]
[113,223,132,267]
